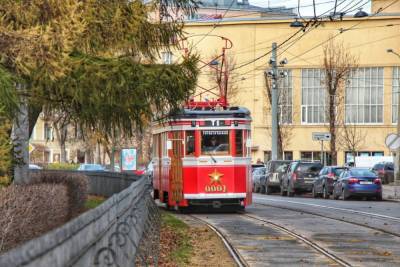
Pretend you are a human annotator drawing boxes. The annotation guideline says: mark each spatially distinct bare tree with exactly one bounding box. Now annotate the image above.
[264,72,294,159]
[42,109,70,163]
[337,123,366,163]
[207,52,240,104]
[322,39,358,165]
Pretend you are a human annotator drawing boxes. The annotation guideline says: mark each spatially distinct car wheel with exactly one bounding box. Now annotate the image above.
[280,185,287,196]
[312,186,318,198]
[341,188,348,201]
[333,190,339,200]
[260,185,266,194]
[288,183,294,197]
[265,185,272,195]
[376,194,383,201]
[255,184,260,193]
[323,186,330,199]
[252,184,256,193]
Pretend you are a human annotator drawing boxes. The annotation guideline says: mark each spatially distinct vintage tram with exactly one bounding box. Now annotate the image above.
[152,100,252,210]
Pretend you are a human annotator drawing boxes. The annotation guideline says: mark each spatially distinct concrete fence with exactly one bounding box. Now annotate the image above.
[0,175,161,267]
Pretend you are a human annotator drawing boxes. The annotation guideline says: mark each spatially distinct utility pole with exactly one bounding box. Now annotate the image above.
[387,48,400,185]
[270,42,278,160]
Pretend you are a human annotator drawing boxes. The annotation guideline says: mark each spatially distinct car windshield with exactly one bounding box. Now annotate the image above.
[349,169,376,177]
[201,130,229,155]
[272,162,290,172]
[255,168,266,175]
[333,168,346,176]
[297,163,323,174]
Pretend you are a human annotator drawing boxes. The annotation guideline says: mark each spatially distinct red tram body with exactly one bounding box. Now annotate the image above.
[152,105,252,210]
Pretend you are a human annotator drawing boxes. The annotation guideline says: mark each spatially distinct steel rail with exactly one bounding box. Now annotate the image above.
[190,215,248,267]
[240,213,352,267]
[253,201,400,238]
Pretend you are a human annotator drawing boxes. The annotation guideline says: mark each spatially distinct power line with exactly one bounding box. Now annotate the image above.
[287,0,398,63]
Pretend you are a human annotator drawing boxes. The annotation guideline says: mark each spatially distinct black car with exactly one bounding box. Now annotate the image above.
[313,166,347,199]
[371,162,394,184]
[263,160,291,194]
[281,161,323,197]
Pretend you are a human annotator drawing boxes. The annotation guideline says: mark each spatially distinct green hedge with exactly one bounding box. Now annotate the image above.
[46,163,79,170]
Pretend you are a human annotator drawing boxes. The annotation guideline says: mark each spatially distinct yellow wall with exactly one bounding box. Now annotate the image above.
[182,10,400,164]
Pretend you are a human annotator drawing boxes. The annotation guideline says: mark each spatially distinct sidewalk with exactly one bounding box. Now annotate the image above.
[383,185,400,202]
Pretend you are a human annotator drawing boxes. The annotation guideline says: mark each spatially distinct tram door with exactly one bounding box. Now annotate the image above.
[169,131,183,204]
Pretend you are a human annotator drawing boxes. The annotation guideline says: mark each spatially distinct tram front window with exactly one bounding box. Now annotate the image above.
[201,130,229,155]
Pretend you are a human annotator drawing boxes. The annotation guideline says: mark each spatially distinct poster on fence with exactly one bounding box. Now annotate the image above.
[121,148,137,171]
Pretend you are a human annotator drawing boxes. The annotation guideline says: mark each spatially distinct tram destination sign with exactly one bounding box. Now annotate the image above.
[312,132,331,141]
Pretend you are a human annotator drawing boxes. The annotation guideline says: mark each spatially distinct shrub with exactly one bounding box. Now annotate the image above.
[30,171,89,218]
[45,163,79,170]
[0,183,69,253]
[0,112,12,185]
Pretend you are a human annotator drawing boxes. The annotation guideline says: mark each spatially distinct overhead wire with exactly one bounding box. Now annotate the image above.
[286,0,398,63]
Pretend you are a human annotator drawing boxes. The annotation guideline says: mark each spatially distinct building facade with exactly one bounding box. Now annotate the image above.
[178,0,400,165]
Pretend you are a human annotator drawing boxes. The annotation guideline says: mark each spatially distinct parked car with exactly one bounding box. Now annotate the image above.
[263,160,291,194]
[104,164,121,172]
[252,163,265,171]
[332,168,382,200]
[313,166,347,199]
[281,161,323,197]
[252,167,266,193]
[371,162,394,184]
[29,164,42,170]
[77,164,105,171]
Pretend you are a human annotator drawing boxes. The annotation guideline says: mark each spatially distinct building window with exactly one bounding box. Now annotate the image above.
[283,151,293,160]
[393,67,400,123]
[264,151,271,163]
[161,52,173,64]
[278,69,293,124]
[300,151,331,165]
[345,67,383,124]
[301,69,326,124]
[44,123,53,141]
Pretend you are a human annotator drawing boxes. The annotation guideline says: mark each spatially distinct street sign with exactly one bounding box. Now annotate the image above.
[385,133,400,150]
[312,132,331,141]
[29,143,35,154]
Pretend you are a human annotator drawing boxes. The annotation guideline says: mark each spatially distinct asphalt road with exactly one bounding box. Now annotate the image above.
[192,194,400,266]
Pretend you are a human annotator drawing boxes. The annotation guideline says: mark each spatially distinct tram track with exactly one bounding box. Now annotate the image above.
[252,200,400,238]
[191,213,351,267]
[238,213,352,267]
[189,215,248,267]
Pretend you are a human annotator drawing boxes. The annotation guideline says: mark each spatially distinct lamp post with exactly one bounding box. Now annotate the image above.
[387,48,400,185]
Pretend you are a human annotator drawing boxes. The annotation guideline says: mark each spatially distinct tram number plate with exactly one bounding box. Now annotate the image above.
[205,184,227,193]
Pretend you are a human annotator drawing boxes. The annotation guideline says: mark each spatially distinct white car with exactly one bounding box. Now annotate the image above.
[29,164,42,170]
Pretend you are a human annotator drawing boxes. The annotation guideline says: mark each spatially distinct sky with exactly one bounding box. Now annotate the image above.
[249,0,372,16]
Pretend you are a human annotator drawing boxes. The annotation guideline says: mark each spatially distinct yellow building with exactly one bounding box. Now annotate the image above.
[177,0,400,165]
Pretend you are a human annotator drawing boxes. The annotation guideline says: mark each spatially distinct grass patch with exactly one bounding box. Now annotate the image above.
[162,212,192,266]
[84,195,106,209]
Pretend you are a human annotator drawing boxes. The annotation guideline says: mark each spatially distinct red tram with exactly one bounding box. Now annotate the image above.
[152,101,252,210]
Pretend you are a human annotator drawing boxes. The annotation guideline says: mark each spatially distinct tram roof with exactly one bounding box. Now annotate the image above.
[173,106,251,119]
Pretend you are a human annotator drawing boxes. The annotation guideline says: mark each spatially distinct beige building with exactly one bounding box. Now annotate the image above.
[177,0,400,165]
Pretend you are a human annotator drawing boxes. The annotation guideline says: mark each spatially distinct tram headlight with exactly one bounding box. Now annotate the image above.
[234,120,239,126]
[191,121,196,127]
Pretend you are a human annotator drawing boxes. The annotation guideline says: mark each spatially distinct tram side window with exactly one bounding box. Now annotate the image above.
[186,131,195,156]
[201,130,229,155]
[235,130,243,156]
